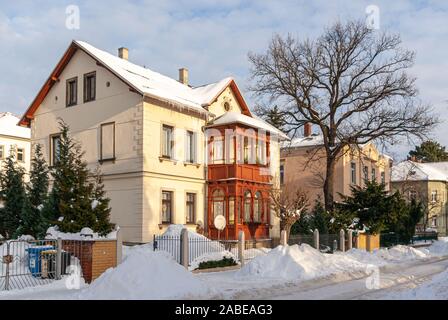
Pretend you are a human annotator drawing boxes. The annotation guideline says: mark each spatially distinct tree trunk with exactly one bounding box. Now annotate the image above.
[284,223,292,243]
[323,157,336,212]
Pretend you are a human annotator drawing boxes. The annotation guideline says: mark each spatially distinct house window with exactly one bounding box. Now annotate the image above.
[409,190,417,200]
[256,138,267,165]
[244,191,252,223]
[100,122,115,161]
[185,131,195,163]
[371,167,376,181]
[212,189,225,219]
[431,217,437,228]
[363,166,369,182]
[351,162,356,184]
[16,148,24,162]
[0,145,4,159]
[254,192,262,223]
[381,171,386,184]
[162,191,173,223]
[83,72,96,102]
[225,134,235,164]
[280,161,285,185]
[431,190,438,203]
[186,193,196,223]
[212,137,224,164]
[243,136,249,164]
[51,134,61,165]
[66,77,78,107]
[228,197,235,225]
[162,125,174,158]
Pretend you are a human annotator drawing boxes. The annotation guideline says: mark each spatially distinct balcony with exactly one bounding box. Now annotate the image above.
[208,163,271,183]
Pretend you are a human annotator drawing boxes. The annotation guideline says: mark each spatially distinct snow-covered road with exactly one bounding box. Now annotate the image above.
[195,256,448,300]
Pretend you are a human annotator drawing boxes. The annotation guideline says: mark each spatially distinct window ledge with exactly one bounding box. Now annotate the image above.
[183,161,201,168]
[158,223,172,230]
[159,156,177,164]
[99,158,116,164]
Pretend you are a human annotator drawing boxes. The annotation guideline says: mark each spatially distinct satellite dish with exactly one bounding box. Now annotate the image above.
[214,215,226,231]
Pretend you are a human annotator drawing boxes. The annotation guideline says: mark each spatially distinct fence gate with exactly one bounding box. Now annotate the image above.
[0,239,87,291]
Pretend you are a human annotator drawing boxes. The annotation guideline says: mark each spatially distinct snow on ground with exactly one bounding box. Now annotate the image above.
[383,267,448,300]
[76,247,214,299]
[2,237,448,300]
[236,244,368,281]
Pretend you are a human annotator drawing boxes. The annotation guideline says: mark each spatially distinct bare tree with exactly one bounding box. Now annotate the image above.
[270,187,308,241]
[249,20,437,211]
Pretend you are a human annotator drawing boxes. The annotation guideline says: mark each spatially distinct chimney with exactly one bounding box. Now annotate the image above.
[304,122,312,137]
[118,47,129,60]
[179,68,189,85]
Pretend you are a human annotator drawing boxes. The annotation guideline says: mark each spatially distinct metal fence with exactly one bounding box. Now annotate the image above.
[153,234,273,267]
[380,231,438,248]
[0,238,83,291]
[288,233,340,253]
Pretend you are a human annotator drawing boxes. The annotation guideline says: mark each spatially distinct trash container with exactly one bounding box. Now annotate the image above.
[26,245,54,277]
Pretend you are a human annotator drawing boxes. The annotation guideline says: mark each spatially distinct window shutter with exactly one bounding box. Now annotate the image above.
[193,132,197,163]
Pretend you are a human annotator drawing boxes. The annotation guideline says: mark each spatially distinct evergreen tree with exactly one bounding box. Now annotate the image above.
[408,140,448,162]
[91,167,115,235]
[0,147,27,239]
[43,120,114,234]
[311,199,329,234]
[264,106,285,131]
[17,144,49,238]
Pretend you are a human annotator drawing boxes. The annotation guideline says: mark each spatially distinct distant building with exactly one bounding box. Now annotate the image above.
[0,112,31,174]
[280,123,392,207]
[392,160,448,235]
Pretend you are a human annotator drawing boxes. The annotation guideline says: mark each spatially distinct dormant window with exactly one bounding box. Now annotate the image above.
[162,125,174,159]
[16,148,24,162]
[431,190,438,203]
[100,122,115,161]
[371,167,376,181]
[84,72,96,103]
[363,166,369,181]
[185,131,195,163]
[51,134,61,165]
[351,162,356,184]
[244,191,252,223]
[212,189,225,219]
[280,161,285,185]
[186,193,196,223]
[212,137,224,164]
[66,77,78,107]
[162,191,173,223]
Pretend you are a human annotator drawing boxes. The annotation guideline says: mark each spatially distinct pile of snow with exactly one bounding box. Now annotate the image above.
[45,226,117,240]
[236,244,368,281]
[343,248,388,267]
[374,245,429,262]
[421,238,448,256]
[78,248,213,299]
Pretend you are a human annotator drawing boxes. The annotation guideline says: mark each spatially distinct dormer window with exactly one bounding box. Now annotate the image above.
[66,77,78,107]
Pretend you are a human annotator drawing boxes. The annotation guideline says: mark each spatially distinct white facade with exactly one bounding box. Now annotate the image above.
[0,112,31,175]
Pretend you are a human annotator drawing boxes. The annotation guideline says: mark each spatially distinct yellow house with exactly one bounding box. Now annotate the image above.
[19,40,286,243]
[280,124,392,207]
[0,112,30,175]
[391,160,448,236]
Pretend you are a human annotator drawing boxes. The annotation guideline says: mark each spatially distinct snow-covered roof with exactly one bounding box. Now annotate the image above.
[207,112,289,140]
[392,160,448,182]
[282,135,325,148]
[0,112,30,139]
[76,41,235,114]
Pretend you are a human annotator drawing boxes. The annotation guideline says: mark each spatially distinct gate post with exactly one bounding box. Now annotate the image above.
[116,227,122,265]
[238,231,245,267]
[4,242,10,290]
[313,229,319,250]
[56,237,62,280]
[180,228,189,269]
[280,230,287,246]
[347,230,353,250]
[339,229,345,252]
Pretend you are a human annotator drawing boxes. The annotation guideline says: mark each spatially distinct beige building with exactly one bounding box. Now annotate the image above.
[280,124,392,207]
[19,40,285,243]
[0,112,30,174]
[392,160,448,236]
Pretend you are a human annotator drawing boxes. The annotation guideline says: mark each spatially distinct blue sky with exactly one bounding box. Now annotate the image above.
[0,0,447,159]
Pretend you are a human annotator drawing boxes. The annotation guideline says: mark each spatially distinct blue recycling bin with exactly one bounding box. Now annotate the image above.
[26,245,54,277]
